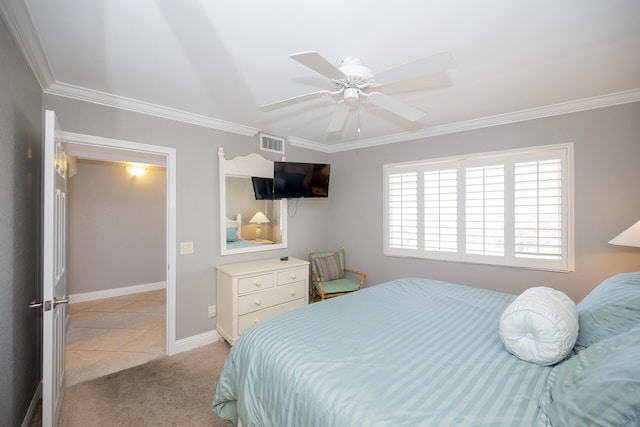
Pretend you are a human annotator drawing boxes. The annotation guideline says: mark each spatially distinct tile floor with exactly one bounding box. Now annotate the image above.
[65,289,166,386]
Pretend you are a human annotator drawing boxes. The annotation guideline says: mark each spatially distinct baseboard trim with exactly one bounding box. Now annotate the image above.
[172,330,219,355]
[69,281,167,303]
[21,381,42,427]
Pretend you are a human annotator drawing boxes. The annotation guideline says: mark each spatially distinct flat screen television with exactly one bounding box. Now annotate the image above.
[251,177,280,200]
[273,162,330,198]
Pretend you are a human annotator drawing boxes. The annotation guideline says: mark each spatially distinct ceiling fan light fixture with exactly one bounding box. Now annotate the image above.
[344,87,359,104]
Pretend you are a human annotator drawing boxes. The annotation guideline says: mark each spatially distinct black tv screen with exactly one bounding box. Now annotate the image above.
[251,177,281,200]
[273,162,330,198]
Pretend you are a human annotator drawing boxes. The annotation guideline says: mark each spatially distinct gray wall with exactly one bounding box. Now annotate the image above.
[42,94,333,340]
[43,87,640,340]
[67,159,166,295]
[328,102,640,302]
[0,16,43,425]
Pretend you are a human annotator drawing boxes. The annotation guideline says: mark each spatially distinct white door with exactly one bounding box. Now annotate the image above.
[41,109,68,426]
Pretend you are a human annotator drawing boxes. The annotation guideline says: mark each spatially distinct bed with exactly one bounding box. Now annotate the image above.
[225,214,266,249]
[213,273,640,427]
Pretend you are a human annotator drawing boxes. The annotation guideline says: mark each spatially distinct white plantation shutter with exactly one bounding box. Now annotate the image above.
[424,169,457,252]
[388,171,418,250]
[384,143,573,271]
[514,158,563,260]
[465,164,504,256]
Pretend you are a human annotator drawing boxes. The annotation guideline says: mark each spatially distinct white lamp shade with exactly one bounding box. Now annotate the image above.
[249,211,270,224]
[609,220,640,248]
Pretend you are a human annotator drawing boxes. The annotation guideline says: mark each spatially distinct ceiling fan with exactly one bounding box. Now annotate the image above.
[260,51,455,133]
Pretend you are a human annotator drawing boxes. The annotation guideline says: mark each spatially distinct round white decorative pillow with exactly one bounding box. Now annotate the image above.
[499,287,578,366]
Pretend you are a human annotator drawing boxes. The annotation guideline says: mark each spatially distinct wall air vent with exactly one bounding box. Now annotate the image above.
[259,133,285,154]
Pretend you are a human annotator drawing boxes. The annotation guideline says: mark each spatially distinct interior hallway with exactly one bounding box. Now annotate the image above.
[65,289,166,386]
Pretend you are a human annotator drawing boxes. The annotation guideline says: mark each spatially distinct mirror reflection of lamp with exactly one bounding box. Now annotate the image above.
[249,211,270,241]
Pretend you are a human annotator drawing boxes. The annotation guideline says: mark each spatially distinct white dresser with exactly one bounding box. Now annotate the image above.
[216,257,309,345]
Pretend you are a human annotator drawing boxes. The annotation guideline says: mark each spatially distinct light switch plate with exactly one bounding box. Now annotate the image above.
[180,241,194,254]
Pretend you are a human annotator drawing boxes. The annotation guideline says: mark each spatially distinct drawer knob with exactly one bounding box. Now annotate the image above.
[254,298,262,306]
[254,281,262,287]
[289,289,296,296]
[289,273,296,279]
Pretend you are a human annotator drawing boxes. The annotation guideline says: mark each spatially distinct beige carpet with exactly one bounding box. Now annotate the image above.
[58,342,231,426]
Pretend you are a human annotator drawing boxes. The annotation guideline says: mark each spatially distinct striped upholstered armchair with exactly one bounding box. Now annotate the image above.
[309,249,366,301]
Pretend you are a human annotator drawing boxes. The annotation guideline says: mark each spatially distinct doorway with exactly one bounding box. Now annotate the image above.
[61,131,177,370]
[64,157,168,385]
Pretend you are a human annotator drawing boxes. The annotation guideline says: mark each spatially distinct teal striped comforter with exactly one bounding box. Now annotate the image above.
[214,278,552,426]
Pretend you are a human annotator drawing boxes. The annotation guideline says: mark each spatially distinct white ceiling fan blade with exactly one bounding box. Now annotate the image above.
[367,92,426,122]
[327,102,350,133]
[291,51,346,80]
[260,90,331,112]
[375,52,455,84]
[374,72,452,95]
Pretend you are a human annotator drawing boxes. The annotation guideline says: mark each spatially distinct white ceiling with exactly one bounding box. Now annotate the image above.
[3,0,640,152]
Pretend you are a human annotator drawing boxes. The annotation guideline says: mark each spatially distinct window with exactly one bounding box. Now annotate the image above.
[383,143,574,271]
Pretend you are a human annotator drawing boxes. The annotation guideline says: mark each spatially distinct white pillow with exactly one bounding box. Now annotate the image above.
[500,287,578,366]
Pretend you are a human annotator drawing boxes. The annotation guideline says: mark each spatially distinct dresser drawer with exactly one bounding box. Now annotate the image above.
[277,267,308,286]
[238,298,307,335]
[238,273,274,294]
[238,281,306,315]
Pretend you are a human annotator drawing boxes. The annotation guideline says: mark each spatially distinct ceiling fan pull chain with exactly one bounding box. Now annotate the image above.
[357,97,361,133]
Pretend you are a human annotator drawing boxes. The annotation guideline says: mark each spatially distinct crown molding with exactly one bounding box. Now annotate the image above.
[51,85,640,153]
[46,82,261,137]
[320,88,640,153]
[0,0,54,89]
[51,86,640,155]
[287,136,332,153]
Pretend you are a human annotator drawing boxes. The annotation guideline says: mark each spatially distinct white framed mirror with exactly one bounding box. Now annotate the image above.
[219,147,287,255]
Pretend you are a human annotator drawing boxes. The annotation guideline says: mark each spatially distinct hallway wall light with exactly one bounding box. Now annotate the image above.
[127,166,146,177]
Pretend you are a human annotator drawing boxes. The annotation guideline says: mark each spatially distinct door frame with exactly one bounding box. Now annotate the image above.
[60,131,178,355]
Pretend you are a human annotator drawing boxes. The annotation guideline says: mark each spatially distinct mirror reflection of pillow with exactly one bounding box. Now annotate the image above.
[500,287,578,366]
[226,227,238,242]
